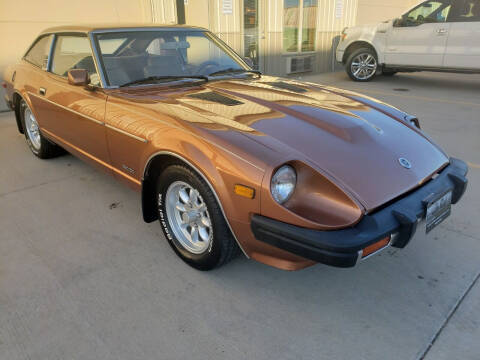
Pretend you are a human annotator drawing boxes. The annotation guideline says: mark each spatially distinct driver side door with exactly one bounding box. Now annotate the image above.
[385,0,452,67]
[40,34,111,172]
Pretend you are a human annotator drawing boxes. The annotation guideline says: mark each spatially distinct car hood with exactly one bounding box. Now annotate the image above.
[113,76,449,211]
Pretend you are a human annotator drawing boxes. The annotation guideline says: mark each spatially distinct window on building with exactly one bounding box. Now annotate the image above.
[283,0,317,53]
[24,35,53,69]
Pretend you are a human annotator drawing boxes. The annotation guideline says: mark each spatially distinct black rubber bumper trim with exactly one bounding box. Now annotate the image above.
[251,158,468,268]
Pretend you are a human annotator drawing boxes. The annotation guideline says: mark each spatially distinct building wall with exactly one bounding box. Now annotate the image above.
[186,0,360,76]
[356,0,419,25]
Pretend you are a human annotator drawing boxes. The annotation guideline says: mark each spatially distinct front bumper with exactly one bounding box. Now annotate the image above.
[251,158,468,268]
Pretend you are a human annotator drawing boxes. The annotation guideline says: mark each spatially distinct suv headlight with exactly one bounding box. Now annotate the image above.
[271,165,296,204]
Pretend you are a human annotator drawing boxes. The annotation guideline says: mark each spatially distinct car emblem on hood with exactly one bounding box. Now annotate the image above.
[398,158,412,169]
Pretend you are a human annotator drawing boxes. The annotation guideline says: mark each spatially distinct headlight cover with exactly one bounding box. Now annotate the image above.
[271,165,297,204]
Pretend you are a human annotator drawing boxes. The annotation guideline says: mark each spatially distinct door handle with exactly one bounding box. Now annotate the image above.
[436,28,448,35]
[39,87,46,96]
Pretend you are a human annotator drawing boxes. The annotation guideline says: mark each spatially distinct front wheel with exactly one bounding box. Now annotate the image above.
[156,165,239,270]
[346,48,378,82]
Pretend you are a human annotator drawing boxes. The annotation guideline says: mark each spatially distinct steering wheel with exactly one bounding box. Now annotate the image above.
[195,61,220,75]
[417,15,425,23]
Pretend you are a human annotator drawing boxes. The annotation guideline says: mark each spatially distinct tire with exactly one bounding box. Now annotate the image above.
[20,99,64,159]
[383,69,397,76]
[346,47,378,82]
[156,164,239,270]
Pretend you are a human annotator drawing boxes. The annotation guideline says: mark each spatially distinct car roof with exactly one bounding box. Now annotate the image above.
[40,23,207,35]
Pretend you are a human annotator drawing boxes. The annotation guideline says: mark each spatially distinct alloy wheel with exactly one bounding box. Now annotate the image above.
[165,181,213,254]
[351,53,377,80]
[24,106,41,150]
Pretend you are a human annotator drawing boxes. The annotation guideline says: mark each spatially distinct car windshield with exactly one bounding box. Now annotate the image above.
[94,30,249,87]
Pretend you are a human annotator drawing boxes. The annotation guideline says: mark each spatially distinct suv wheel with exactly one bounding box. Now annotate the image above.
[346,48,378,82]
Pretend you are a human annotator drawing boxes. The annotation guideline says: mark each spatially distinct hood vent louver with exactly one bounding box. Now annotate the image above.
[265,81,307,93]
[187,91,243,106]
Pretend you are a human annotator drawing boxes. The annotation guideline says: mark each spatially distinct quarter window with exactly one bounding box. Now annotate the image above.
[51,35,100,85]
[283,0,317,53]
[24,35,53,69]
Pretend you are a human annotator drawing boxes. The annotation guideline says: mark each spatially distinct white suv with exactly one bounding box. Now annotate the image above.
[336,0,480,81]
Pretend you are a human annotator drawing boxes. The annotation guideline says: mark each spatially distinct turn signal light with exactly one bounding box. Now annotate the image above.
[361,236,390,258]
[234,184,255,199]
[1,82,6,89]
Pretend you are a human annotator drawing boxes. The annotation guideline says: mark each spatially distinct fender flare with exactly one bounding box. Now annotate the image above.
[343,40,380,64]
[12,91,29,134]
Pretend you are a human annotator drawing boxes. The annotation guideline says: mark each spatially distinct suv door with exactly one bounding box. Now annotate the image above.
[385,0,452,67]
[42,34,111,171]
[443,0,480,69]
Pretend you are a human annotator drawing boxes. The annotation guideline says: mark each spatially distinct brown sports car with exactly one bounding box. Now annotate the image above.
[2,25,468,270]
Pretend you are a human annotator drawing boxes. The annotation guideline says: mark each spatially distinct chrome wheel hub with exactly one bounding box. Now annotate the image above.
[165,181,213,254]
[351,53,377,80]
[24,106,41,150]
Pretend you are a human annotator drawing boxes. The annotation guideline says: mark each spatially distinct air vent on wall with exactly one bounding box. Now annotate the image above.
[286,56,315,74]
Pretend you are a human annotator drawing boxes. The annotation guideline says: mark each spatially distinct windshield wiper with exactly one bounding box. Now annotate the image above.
[119,75,208,88]
[207,68,262,78]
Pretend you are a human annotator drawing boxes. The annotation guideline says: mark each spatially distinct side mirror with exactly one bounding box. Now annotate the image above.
[67,69,90,86]
[393,18,404,27]
[243,57,254,68]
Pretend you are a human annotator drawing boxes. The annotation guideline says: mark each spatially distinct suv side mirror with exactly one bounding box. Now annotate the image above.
[243,57,254,68]
[393,18,404,27]
[67,69,90,86]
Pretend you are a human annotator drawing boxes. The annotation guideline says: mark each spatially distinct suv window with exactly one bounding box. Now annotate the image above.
[403,0,452,25]
[51,35,100,85]
[24,35,53,69]
[449,0,480,22]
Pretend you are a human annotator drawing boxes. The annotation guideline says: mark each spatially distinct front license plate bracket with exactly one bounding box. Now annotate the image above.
[425,190,452,233]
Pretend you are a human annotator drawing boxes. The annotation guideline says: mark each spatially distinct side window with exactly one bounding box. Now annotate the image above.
[448,0,480,22]
[403,1,452,25]
[51,35,100,85]
[24,35,53,69]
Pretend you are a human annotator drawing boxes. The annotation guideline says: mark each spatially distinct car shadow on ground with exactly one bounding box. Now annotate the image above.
[350,71,480,93]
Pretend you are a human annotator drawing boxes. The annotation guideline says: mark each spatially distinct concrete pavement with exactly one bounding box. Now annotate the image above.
[1,71,479,360]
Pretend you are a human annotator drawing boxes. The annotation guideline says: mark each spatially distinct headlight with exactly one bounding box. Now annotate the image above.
[271,165,296,204]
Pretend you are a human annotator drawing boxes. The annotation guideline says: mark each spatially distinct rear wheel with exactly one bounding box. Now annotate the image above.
[156,164,239,270]
[346,47,378,82]
[20,99,63,159]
